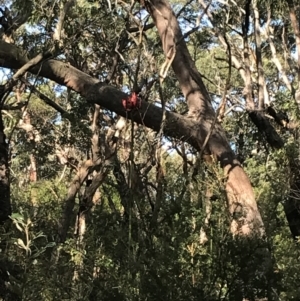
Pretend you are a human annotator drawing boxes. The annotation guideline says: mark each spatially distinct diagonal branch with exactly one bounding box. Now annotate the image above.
[0,40,208,154]
[21,79,69,118]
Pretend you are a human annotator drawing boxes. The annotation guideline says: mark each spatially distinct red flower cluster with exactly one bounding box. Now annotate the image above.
[122,92,141,111]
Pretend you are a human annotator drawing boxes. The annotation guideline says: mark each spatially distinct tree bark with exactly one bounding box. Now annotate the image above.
[284,159,300,239]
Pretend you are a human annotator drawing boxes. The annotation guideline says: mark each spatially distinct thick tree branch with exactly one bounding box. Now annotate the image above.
[0,40,209,154]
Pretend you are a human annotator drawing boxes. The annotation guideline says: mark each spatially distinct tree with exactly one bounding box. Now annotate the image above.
[1,0,300,300]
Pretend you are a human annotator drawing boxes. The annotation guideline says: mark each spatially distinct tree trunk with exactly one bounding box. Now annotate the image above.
[143,0,264,236]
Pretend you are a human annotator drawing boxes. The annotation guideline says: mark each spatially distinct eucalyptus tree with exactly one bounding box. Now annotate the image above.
[0,0,300,299]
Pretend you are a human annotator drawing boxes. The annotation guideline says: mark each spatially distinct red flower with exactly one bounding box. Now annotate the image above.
[122,92,141,111]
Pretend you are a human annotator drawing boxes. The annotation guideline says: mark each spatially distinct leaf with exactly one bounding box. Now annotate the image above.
[45,242,56,248]
[16,238,27,250]
[10,213,24,220]
[13,222,24,233]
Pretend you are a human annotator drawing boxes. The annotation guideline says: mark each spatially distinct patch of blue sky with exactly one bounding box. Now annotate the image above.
[0,67,11,82]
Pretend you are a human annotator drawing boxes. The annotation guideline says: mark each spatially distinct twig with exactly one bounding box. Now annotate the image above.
[20,78,70,118]
[178,0,213,42]
[13,52,52,80]
[176,0,193,17]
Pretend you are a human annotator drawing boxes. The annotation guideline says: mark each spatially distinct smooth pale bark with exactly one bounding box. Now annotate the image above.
[0,35,264,234]
[198,1,283,149]
[143,0,264,235]
[253,0,269,109]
